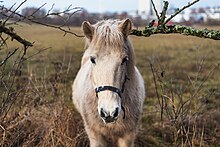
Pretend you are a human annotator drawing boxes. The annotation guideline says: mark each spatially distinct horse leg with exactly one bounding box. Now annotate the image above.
[117,132,136,147]
[85,127,107,147]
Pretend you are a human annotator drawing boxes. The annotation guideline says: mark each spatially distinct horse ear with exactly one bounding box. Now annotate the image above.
[119,18,132,37]
[82,21,94,41]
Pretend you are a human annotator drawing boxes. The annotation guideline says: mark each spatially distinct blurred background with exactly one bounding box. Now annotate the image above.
[3,0,220,26]
[1,0,220,146]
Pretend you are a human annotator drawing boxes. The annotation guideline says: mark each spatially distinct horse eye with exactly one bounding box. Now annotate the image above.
[90,56,96,64]
[121,56,128,65]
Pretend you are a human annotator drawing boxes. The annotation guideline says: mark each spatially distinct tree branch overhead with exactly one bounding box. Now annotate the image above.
[131,0,220,40]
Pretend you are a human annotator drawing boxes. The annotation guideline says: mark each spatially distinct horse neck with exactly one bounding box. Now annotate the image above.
[125,38,136,78]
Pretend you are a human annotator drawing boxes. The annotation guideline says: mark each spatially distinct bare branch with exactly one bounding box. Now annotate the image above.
[0,25,33,47]
[165,0,200,24]
[0,35,9,47]
[0,124,6,145]
[0,48,19,67]
[29,3,47,18]
[47,3,55,14]
[149,60,162,111]
[3,0,27,24]
[158,1,168,25]
[8,2,17,11]
[150,0,160,20]
[30,19,84,37]
[22,47,50,62]
[1,4,84,37]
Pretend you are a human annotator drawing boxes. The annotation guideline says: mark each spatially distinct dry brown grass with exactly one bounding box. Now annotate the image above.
[0,24,220,146]
[0,103,89,146]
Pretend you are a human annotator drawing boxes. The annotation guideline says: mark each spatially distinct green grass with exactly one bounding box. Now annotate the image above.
[1,24,220,146]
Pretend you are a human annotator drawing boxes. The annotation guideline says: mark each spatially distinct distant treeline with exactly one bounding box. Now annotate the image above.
[2,7,220,26]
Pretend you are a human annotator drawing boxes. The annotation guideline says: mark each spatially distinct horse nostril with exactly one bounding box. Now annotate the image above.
[112,107,119,118]
[100,108,106,118]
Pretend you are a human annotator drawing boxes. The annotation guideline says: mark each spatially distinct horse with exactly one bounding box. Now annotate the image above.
[72,19,145,147]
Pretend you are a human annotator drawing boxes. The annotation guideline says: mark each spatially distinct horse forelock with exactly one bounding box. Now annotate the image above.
[90,19,124,51]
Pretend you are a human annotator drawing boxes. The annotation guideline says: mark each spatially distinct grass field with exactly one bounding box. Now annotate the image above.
[0,24,220,146]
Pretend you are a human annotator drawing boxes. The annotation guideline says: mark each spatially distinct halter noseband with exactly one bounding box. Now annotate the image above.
[94,75,129,98]
[95,86,122,98]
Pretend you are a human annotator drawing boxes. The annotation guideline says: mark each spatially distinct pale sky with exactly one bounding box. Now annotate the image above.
[2,0,220,13]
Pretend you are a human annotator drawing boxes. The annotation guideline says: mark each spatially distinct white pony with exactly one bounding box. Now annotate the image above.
[72,19,145,147]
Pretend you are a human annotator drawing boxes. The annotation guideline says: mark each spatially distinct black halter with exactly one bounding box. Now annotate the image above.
[95,75,129,98]
[95,86,122,98]
[94,75,130,119]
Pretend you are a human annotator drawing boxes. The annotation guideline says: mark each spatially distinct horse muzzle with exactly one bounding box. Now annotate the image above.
[100,107,120,123]
[95,85,126,123]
